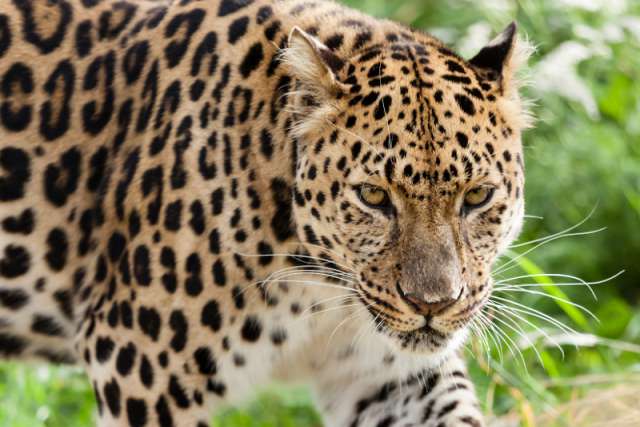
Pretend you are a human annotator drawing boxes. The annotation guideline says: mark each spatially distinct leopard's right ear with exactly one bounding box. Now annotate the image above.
[469,23,518,79]
[469,23,532,96]
[469,22,534,128]
[281,27,349,103]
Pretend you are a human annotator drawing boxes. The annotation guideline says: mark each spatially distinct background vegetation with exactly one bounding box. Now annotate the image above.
[1,0,639,425]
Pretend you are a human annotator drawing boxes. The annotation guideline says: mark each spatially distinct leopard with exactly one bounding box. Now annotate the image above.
[0,0,531,425]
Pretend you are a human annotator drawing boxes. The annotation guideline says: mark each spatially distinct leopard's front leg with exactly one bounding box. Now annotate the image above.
[313,355,484,427]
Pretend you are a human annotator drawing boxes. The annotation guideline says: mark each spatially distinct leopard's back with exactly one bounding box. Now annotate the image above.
[0,1,527,426]
[0,0,298,363]
[0,0,417,366]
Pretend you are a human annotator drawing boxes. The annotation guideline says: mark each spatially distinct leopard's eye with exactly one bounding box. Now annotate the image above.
[358,184,391,209]
[462,186,495,213]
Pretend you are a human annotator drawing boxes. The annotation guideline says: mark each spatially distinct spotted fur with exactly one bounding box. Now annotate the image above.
[0,0,530,426]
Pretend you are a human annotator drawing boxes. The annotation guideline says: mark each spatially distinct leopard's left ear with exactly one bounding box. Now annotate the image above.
[469,22,531,95]
[282,27,349,99]
[281,27,350,135]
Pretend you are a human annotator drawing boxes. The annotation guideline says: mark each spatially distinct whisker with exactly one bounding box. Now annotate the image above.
[477,310,510,364]
[468,318,492,363]
[326,303,371,349]
[287,241,361,272]
[265,269,356,283]
[523,214,544,220]
[240,265,355,295]
[269,279,356,293]
[300,294,358,317]
[477,319,497,362]
[495,270,624,300]
[352,309,379,350]
[484,313,529,371]
[489,296,581,337]
[476,311,505,363]
[492,288,599,322]
[487,301,564,359]
[235,250,356,274]
[495,227,606,275]
[490,311,540,369]
[299,303,361,320]
[508,205,598,249]
[241,271,356,297]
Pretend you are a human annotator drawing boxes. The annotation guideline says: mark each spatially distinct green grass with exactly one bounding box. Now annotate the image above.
[0,365,95,427]
[2,0,640,425]
[0,365,322,427]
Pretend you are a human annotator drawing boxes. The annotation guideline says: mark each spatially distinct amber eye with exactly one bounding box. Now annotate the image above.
[462,186,495,213]
[357,184,392,209]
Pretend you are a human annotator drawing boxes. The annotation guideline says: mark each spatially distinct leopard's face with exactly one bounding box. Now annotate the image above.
[286,24,528,356]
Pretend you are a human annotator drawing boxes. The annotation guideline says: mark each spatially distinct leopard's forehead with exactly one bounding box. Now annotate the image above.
[335,40,521,199]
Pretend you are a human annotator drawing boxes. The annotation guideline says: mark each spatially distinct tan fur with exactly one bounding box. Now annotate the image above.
[0,1,531,425]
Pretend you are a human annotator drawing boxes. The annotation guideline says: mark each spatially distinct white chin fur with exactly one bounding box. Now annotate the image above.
[390,326,470,369]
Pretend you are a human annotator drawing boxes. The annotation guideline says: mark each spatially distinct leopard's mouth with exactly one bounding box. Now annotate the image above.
[354,297,454,355]
[365,304,448,339]
[415,321,446,337]
[353,282,474,355]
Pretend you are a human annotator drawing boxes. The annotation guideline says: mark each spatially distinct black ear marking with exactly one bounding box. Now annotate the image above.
[318,47,345,74]
[283,26,350,97]
[287,27,345,75]
[469,22,517,78]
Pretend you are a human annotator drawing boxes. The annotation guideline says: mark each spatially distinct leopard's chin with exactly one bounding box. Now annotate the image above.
[367,307,469,358]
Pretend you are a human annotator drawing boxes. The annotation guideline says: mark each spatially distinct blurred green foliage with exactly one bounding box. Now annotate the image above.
[1,0,639,425]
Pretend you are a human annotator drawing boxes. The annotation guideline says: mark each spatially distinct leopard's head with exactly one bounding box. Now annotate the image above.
[283,23,531,357]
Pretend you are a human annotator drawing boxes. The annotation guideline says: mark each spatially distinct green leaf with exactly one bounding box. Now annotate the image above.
[595,297,632,338]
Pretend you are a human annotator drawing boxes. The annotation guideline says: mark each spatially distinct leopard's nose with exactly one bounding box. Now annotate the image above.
[396,283,460,316]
